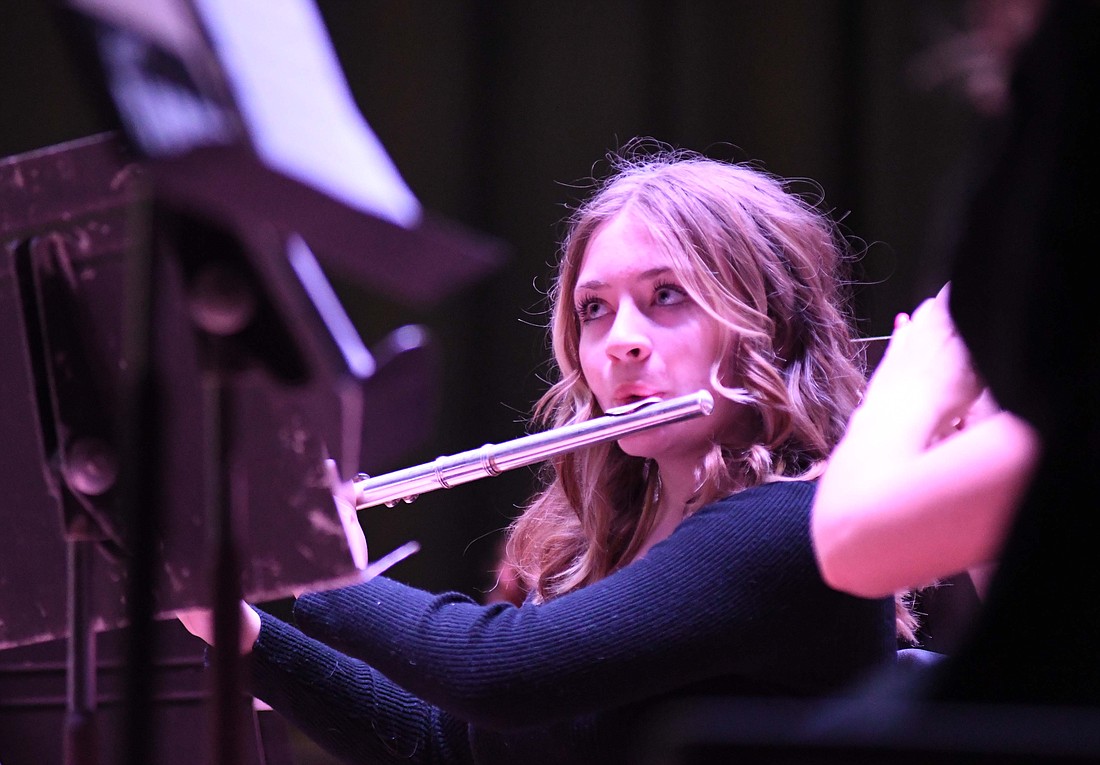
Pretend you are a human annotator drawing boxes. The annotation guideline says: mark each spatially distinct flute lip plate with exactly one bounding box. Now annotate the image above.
[604,396,663,416]
[603,390,713,416]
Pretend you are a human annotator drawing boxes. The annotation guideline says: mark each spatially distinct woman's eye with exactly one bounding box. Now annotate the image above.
[654,283,687,306]
[576,298,608,322]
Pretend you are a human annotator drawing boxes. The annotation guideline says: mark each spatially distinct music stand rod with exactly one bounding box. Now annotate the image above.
[191,260,259,765]
[65,539,98,765]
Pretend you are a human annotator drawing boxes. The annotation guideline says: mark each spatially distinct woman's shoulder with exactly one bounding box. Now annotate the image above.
[680,479,817,540]
[704,479,816,513]
[657,480,821,582]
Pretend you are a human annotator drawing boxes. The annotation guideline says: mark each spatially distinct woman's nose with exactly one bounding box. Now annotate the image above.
[605,302,652,361]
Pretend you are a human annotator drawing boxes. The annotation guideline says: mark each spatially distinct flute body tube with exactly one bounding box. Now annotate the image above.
[353,389,715,510]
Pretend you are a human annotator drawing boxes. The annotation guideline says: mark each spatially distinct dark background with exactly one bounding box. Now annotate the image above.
[1,2,985,760]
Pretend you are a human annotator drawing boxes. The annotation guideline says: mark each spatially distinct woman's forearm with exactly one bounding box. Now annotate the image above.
[813,410,1040,598]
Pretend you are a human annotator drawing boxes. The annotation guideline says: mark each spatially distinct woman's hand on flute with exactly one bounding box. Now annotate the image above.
[176,458,365,650]
[326,458,369,571]
[176,601,261,655]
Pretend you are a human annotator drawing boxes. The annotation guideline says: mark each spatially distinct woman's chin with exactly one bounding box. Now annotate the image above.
[616,434,663,459]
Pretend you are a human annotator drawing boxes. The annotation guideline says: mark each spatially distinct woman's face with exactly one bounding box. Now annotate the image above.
[573,213,743,463]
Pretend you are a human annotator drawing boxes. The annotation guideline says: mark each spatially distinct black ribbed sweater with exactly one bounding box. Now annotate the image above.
[249,479,895,764]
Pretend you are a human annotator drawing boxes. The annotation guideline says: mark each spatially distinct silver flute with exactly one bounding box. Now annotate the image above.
[354,389,715,509]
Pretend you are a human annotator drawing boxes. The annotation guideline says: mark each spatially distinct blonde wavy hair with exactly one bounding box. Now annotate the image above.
[504,141,917,641]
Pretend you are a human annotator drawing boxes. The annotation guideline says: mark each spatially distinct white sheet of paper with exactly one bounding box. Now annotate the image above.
[193,0,422,228]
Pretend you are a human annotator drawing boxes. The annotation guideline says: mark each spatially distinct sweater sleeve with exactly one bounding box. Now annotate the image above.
[249,608,475,765]
[290,481,893,730]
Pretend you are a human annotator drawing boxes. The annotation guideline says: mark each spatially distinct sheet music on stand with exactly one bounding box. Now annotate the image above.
[65,0,504,308]
[69,0,421,226]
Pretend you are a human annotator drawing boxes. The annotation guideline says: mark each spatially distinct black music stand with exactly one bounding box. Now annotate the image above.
[0,1,506,763]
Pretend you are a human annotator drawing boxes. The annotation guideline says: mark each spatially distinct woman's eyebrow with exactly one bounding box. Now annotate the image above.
[575,267,672,293]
